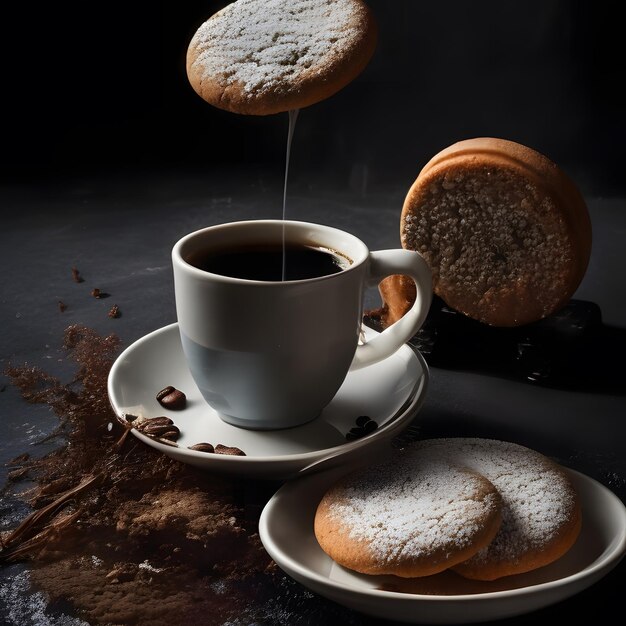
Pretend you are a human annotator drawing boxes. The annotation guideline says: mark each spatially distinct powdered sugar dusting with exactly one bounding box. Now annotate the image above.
[190,0,366,95]
[327,456,500,563]
[416,439,577,565]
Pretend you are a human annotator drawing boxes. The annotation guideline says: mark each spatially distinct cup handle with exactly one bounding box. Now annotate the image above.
[351,249,432,370]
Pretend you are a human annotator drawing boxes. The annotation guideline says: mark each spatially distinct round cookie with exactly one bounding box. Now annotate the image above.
[186,0,377,115]
[314,452,502,578]
[390,138,592,327]
[415,438,582,581]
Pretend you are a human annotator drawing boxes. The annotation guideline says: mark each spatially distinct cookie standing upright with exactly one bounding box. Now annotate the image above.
[380,138,592,327]
[186,0,378,115]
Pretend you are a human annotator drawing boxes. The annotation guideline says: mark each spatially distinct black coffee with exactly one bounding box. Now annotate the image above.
[187,243,349,281]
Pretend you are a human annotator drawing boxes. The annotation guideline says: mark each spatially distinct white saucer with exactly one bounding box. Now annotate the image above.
[107,323,428,479]
[259,465,626,624]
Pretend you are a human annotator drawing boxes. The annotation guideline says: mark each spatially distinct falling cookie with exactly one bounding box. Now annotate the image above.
[186,0,378,115]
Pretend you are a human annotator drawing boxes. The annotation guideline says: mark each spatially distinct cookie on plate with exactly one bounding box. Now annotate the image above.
[186,0,378,115]
[314,451,503,578]
[314,437,581,581]
[420,438,582,581]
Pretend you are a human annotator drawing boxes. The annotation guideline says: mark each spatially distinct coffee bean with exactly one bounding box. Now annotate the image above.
[156,386,186,410]
[188,443,215,453]
[214,444,246,456]
[355,415,371,427]
[143,416,174,426]
[363,420,378,434]
[139,417,179,439]
[346,416,378,440]
[158,427,181,441]
[346,426,366,441]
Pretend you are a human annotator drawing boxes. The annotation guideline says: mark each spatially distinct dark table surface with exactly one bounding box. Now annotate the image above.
[1,168,625,625]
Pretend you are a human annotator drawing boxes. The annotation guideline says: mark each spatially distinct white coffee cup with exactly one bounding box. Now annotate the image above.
[172,220,431,430]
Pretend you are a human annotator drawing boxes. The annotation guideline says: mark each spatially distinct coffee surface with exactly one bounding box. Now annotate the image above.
[187,243,347,281]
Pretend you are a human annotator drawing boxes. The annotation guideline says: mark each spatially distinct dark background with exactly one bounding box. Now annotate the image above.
[3,0,625,196]
[2,3,626,623]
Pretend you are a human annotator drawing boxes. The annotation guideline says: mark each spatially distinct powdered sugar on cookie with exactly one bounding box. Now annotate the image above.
[328,458,501,564]
[190,0,367,95]
[314,452,502,577]
[186,0,377,114]
[416,438,581,580]
[314,437,581,580]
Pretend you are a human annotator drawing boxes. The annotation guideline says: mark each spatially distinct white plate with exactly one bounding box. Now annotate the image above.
[107,323,428,479]
[259,465,626,623]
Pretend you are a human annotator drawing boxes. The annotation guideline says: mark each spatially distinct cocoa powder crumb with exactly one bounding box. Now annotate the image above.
[58,300,67,312]
[71,267,83,283]
[7,467,29,482]
[108,304,120,318]
[7,452,30,465]
[91,288,110,299]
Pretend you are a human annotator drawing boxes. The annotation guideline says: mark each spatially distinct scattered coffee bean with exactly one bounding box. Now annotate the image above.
[134,416,180,441]
[108,304,120,318]
[214,444,246,456]
[188,443,215,453]
[363,420,378,434]
[58,300,67,312]
[156,385,187,410]
[355,415,370,427]
[345,415,378,440]
[159,427,181,441]
[346,426,366,441]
